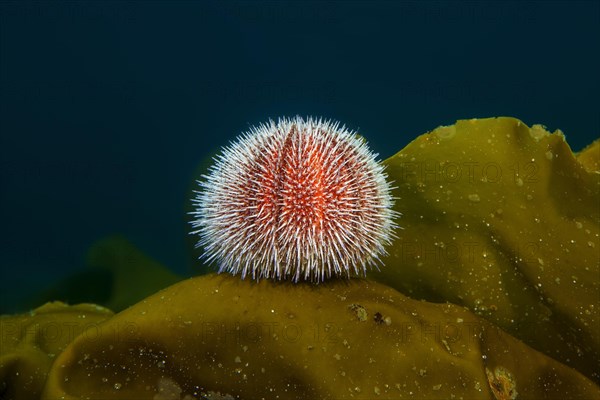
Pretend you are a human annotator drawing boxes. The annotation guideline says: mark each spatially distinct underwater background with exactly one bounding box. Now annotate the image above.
[1,0,599,313]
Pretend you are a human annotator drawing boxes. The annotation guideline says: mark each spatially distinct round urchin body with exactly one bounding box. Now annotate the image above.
[190,116,397,282]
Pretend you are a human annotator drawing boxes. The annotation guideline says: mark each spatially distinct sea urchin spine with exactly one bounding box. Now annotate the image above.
[190,116,397,282]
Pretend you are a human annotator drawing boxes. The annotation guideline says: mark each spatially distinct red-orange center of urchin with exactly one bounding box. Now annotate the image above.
[191,117,396,282]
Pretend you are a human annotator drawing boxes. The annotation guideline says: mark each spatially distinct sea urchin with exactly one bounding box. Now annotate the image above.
[190,116,397,282]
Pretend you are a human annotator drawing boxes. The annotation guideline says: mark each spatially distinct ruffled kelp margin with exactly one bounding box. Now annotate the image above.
[40,274,599,399]
[370,117,599,383]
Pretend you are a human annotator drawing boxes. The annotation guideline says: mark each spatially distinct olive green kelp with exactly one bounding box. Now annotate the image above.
[41,275,598,399]
[0,302,113,399]
[370,117,599,383]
